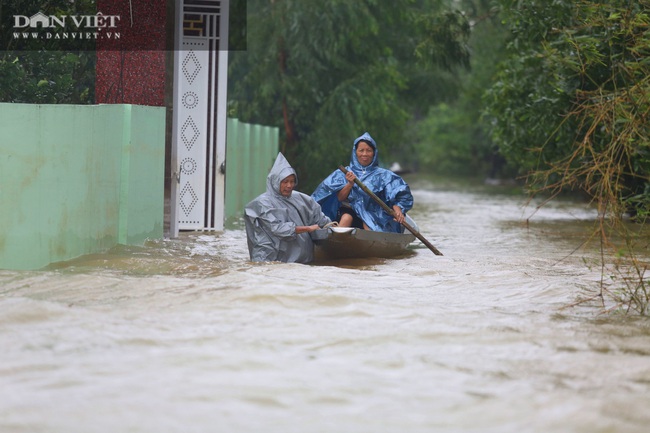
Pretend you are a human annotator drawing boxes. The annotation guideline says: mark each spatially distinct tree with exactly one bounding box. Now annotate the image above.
[482,0,577,174]
[407,0,511,179]
[0,0,96,104]
[227,0,470,190]
[484,0,650,314]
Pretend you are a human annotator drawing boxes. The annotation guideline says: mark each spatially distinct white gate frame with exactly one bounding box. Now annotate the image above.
[171,0,229,235]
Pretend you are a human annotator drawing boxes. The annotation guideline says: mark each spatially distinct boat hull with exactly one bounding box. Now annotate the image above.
[311,226,415,259]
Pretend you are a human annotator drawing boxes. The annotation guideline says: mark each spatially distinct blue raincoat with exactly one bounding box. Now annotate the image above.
[244,153,331,263]
[311,132,413,233]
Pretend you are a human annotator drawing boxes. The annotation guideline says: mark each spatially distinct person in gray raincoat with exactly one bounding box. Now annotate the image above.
[312,132,413,233]
[244,153,331,263]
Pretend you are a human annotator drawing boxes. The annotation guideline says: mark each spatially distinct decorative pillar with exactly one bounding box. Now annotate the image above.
[173,0,229,232]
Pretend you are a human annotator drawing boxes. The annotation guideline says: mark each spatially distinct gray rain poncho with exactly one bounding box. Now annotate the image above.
[244,153,331,264]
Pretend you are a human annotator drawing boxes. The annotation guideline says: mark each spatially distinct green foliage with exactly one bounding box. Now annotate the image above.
[228,0,471,190]
[0,0,96,104]
[482,0,578,173]
[410,103,488,175]
[407,0,511,179]
[484,0,650,314]
[414,9,471,71]
[0,50,95,103]
[484,0,650,189]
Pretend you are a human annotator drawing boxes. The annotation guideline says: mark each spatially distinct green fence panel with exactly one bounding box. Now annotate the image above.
[225,117,240,219]
[240,120,252,212]
[262,126,277,185]
[121,105,166,244]
[0,103,165,270]
[224,118,279,223]
[250,124,263,200]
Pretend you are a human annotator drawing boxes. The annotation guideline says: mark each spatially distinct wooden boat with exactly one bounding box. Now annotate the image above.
[311,216,418,259]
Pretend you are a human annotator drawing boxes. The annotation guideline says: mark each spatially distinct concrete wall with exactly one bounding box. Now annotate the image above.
[0,103,165,270]
[224,118,279,223]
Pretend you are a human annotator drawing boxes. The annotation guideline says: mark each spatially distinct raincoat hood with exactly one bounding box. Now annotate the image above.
[311,132,413,233]
[267,152,297,197]
[244,152,331,263]
[350,132,379,173]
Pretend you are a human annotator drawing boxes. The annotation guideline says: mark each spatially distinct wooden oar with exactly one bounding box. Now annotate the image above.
[338,166,443,256]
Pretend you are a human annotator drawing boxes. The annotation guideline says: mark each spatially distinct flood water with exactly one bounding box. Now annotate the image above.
[2,179,650,433]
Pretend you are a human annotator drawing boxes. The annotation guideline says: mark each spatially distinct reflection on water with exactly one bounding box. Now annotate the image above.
[1,179,650,433]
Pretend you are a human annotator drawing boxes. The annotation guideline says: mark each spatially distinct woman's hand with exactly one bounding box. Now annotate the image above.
[392,205,405,224]
[338,171,357,201]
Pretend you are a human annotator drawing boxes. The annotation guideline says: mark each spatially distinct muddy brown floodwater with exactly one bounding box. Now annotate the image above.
[1,179,650,433]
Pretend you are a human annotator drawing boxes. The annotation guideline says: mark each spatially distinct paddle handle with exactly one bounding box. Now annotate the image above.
[338,166,443,256]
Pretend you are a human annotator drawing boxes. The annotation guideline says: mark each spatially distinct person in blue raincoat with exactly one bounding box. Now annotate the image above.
[244,153,331,263]
[312,132,413,233]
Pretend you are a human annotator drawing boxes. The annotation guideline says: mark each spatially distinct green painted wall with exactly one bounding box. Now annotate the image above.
[0,103,165,270]
[224,118,279,223]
